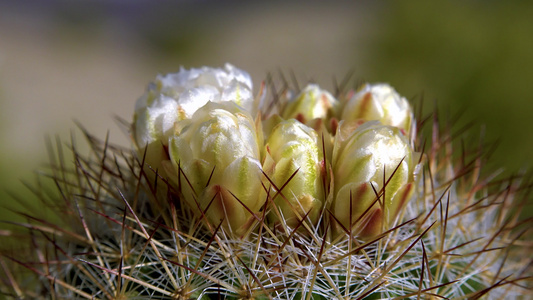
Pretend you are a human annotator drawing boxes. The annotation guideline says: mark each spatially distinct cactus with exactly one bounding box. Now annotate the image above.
[1,64,532,299]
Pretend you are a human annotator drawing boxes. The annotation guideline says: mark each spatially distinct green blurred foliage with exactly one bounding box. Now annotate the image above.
[363,0,533,173]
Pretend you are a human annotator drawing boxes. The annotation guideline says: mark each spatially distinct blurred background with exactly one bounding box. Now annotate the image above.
[1,0,532,223]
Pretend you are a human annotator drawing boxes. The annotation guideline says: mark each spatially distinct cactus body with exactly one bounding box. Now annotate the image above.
[1,65,532,299]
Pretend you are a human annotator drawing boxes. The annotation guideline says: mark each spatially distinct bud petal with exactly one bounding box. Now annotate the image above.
[341,83,412,132]
[331,121,415,237]
[281,84,338,124]
[334,182,383,237]
[168,102,262,235]
[264,119,324,227]
[132,96,177,177]
[133,96,178,149]
[203,156,263,236]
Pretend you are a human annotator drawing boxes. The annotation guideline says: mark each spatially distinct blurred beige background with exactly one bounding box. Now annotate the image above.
[1,1,532,222]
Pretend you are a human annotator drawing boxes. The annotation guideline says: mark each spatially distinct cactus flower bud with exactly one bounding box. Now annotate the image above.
[281,84,338,124]
[132,63,254,181]
[331,121,416,237]
[263,119,324,227]
[133,63,254,149]
[341,83,412,132]
[168,101,263,236]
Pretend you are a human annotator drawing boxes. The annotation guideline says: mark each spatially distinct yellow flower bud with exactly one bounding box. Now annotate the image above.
[331,121,416,237]
[263,119,324,227]
[281,84,338,124]
[341,83,412,133]
[168,102,263,236]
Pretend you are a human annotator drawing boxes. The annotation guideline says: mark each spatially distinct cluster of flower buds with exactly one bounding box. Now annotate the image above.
[133,64,420,238]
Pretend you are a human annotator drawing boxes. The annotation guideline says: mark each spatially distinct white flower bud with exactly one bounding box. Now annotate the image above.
[281,84,338,124]
[331,121,416,237]
[263,119,324,227]
[133,63,254,150]
[168,102,262,236]
[341,83,412,132]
